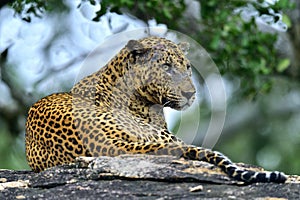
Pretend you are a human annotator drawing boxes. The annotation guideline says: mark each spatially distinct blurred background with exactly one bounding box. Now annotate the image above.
[0,0,299,175]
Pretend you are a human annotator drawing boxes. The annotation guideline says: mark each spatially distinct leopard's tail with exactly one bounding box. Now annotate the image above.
[183,146,287,183]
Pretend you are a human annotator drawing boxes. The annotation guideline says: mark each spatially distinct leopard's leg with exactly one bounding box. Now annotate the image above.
[25,122,84,172]
[25,135,51,172]
[25,93,91,172]
[92,139,287,183]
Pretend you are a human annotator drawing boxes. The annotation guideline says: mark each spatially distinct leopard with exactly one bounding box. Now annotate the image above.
[26,36,287,183]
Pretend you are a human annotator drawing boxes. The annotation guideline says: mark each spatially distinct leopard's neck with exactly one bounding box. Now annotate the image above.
[70,51,167,128]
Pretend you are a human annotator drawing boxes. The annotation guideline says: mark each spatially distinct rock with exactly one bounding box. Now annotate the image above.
[0,155,299,199]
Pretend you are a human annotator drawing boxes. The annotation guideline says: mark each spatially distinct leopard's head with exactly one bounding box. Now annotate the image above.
[125,36,196,110]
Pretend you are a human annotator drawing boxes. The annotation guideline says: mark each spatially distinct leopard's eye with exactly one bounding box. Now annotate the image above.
[163,63,172,72]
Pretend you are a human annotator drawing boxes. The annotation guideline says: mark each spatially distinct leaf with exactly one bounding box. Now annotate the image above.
[282,14,292,28]
[162,7,172,19]
[210,35,220,50]
[277,58,290,72]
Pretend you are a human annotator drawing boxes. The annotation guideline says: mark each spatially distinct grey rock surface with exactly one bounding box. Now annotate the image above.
[0,155,299,199]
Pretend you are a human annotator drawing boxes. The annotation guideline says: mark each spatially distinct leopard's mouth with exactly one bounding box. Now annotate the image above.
[162,93,195,111]
[177,94,195,111]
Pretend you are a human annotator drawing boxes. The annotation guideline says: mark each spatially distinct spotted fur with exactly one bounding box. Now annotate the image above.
[26,36,286,183]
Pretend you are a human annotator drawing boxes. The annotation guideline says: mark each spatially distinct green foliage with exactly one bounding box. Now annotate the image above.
[92,0,185,24]
[9,0,69,22]
[198,0,294,98]
[0,121,28,170]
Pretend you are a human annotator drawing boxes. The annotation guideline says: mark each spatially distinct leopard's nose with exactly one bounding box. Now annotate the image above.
[181,91,195,100]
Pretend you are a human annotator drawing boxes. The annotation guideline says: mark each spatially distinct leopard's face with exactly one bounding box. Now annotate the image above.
[126,37,196,110]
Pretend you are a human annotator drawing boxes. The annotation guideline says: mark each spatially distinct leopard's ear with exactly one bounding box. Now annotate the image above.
[126,40,147,54]
[178,42,189,55]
